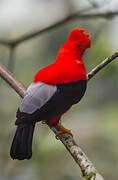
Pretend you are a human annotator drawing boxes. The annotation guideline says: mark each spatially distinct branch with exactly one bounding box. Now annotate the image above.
[87,52,118,81]
[1,52,118,179]
[0,11,118,47]
[0,66,103,180]
[0,52,118,179]
[0,64,26,98]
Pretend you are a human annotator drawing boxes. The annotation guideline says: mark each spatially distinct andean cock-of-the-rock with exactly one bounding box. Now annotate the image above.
[10,28,91,160]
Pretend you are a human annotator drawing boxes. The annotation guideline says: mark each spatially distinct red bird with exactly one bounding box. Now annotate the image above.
[10,28,91,160]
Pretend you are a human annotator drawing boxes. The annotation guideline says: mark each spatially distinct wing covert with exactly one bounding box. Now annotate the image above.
[19,82,57,114]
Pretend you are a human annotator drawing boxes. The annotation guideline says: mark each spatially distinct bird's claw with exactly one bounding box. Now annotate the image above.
[55,124,73,139]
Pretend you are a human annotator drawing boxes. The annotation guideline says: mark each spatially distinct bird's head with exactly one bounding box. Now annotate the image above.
[67,28,91,56]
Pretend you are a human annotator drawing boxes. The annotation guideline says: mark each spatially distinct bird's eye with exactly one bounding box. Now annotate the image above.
[78,44,83,48]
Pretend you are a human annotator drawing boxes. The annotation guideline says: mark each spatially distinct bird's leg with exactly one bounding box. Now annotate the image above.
[55,124,73,139]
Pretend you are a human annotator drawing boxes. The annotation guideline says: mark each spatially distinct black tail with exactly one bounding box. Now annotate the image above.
[10,123,35,160]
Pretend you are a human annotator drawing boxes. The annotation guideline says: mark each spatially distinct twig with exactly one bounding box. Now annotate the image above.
[0,64,26,98]
[87,52,118,81]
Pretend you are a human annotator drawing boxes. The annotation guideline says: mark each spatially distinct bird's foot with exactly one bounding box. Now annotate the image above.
[55,124,73,139]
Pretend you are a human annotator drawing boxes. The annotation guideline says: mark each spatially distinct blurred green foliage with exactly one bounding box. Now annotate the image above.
[0,1,118,180]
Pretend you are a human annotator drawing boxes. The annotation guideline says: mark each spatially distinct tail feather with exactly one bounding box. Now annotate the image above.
[10,123,35,160]
[27,125,35,157]
[10,126,21,158]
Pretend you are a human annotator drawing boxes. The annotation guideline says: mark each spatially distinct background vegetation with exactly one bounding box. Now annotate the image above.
[0,0,118,179]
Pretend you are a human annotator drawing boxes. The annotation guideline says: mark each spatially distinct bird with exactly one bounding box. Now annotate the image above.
[10,28,91,160]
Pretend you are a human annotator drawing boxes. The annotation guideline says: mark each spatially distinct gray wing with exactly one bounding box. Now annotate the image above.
[19,82,57,114]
